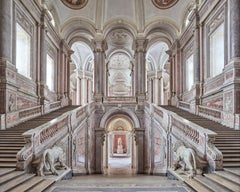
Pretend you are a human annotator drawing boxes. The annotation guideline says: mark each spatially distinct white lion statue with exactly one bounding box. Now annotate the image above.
[37,146,67,176]
[172,141,196,178]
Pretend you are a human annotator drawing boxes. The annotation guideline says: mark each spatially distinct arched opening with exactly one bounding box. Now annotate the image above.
[146,41,170,105]
[103,115,136,175]
[70,41,94,105]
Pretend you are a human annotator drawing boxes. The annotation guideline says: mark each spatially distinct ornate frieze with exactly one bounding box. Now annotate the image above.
[152,0,179,9]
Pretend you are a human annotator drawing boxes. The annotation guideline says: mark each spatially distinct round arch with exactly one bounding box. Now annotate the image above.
[100,107,140,129]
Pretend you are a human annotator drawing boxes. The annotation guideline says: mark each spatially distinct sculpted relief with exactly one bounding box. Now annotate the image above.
[152,0,179,9]
[61,0,88,9]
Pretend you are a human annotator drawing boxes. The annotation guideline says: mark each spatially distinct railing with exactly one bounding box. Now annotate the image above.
[198,105,222,123]
[103,96,137,103]
[16,105,85,171]
[156,105,223,172]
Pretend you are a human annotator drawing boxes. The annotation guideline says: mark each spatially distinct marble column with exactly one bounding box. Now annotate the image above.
[134,38,147,103]
[193,8,201,105]
[0,0,12,61]
[76,75,81,105]
[92,37,107,102]
[0,0,13,125]
[229,0,240,59]
[95,129,105,173]
[39,9,47,105]
[134,129,145,173]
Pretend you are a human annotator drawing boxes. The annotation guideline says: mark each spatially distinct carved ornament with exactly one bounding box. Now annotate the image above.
[152,0,179,9]
[61,0,88,9]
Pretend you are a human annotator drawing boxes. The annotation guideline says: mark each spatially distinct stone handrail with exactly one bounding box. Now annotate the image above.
[158,106,223,172]
[197,105,222,123]
[16,105,85,171]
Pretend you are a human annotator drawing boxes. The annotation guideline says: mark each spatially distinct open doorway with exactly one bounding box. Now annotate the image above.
[103,115,136,175]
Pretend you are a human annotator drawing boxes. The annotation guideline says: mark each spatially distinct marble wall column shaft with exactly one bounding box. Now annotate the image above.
[0,0,13,61]
[134,129,145,173]
[93,39,107,102]
[134,38,147,101]
[229,0,240,59]
[76,76,81,105]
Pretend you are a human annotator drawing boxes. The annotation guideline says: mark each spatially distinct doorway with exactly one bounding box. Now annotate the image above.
[103,115,136,175]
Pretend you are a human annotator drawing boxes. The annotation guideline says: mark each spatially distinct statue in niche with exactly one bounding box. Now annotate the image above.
[172,141,197,178]
[117,137,123,154]
[8,94,15,112]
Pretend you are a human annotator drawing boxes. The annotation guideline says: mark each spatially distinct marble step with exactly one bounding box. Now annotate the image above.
[0,168,15,177]
[10,176,44,192]
[217,146,240,150]
[0,162,16,168]
[223,158,240,162]
[215,171,240,185]
[0,154,17,158]
[194,175,232,192]
[0,143,25,146]
[27,178,55,192]
[223,153,240,158]
[0,158,17,162]
[0,170,25,185]
[204,173,240,192]
[214,143,240,147]
[223,162,240,167]
[181,175,212,192]
[0,146,22,150]
[1,173,35,192]
[224,168,240,177]
[0,150,19,154]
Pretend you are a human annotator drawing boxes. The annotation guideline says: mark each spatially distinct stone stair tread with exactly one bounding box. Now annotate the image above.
[0,168,15,177]
[0,158,17,162]
[223,163,240,167]
[27,179,55,192]
[0,163,16,168]
[195,175,232,192]
[10,176,44,192]
[0,154,17,158]
[224,168,240,177]
[1,173,35,192]
[204,173,240,192]
[181,175,213,192]
[0,146,22,150]
[223,158,240,162]
[0,170,25,185]
[215,171,240,185]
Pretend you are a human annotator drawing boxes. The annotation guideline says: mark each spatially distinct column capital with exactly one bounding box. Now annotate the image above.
[133,37,148,52]
[92,38,107,53]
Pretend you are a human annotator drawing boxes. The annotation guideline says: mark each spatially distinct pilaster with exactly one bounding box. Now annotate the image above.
[133,37,148,104]
[222,0,240,129]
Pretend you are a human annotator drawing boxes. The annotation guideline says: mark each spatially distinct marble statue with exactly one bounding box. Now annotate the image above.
[172,141,196,178]
[117,137,123,154]
[37,146,67,176]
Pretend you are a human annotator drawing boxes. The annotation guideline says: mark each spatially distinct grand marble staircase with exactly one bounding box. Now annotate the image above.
[0,106,78,192]
[162,106,240,192]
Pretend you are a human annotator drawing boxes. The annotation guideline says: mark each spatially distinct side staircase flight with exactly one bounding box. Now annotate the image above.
[0,106,78,192]
[161,106,240,192]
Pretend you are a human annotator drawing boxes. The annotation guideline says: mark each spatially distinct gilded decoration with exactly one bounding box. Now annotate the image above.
[152,0,179,9]
[61,0,88,9]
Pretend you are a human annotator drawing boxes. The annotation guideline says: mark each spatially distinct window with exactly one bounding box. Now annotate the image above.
[46,54,55,91]
[209,23,224,77]
[16,23,31,78]
[185,55,194,91]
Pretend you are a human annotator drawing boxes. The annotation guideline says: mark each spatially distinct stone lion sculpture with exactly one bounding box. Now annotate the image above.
[172,141,196,178]
[37,146,67,176]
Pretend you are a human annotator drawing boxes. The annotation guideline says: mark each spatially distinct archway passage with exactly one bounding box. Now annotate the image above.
[103,115,135,175]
